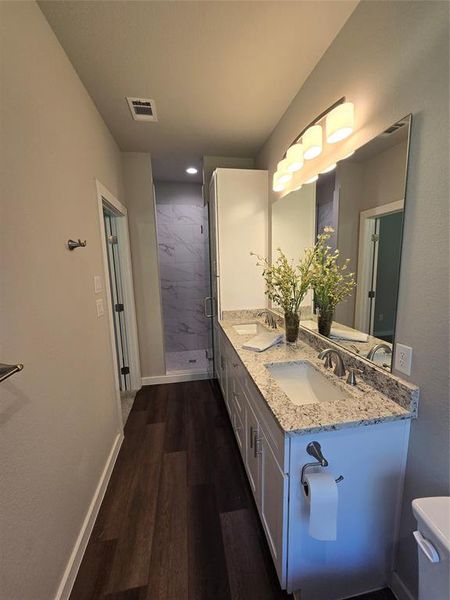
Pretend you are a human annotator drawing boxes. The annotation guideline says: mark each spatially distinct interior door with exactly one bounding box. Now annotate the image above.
[103,207,130,391]
[372,211,404,341]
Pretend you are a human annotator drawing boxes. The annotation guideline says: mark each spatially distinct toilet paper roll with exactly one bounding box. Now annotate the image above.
[304,472,338,541]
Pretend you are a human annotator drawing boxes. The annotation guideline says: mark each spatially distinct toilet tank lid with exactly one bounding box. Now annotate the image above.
[412,497,450,551]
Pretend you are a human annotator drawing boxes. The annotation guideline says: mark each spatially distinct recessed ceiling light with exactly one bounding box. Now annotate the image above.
[186,167,198,175]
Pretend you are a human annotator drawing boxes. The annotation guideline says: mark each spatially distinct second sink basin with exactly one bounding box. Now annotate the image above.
[232,322,265,335]
[265,360,348,406]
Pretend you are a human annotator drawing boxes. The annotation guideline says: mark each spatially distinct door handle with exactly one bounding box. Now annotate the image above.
[0,363,24,383]
[204,296,214,318]
[254,432,262,458]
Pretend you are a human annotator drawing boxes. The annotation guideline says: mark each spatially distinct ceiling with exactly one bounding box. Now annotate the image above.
[39,0,358,181]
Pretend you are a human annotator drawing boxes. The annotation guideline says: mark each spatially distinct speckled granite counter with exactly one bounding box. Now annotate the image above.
[219,311,419,435]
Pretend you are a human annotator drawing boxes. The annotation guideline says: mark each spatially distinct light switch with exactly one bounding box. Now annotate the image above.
[394,343,412,376]
[96,298,104,317]
[94,275,102,294]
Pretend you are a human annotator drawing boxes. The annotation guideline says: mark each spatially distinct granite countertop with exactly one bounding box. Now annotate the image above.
[219,313,418,435]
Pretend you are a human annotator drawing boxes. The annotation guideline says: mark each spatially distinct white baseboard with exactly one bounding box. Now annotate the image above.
[391,571,415,600]
[54,432,123,600]
[142,371,211,385]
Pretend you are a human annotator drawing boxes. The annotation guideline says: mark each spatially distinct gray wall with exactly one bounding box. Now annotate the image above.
[122,153,166,378]
[257,1,449,596]
[0,2,125,598]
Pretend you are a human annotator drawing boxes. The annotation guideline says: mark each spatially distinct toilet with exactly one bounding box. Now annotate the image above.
[412,497,450,600]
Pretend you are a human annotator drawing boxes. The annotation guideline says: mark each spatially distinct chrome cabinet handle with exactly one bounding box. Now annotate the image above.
[204,296,214,318]
[0,363,24,383]
[254,433,262,458]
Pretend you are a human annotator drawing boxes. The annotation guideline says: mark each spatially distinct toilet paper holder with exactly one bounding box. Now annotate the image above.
[301,441,344,490]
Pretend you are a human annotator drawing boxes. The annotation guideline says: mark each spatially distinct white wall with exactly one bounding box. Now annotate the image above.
[122,153,166,378]
[0,2,125,598]
[257,2,449,596]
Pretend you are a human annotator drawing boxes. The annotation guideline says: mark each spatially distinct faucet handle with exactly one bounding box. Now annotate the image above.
[346,367,363,386]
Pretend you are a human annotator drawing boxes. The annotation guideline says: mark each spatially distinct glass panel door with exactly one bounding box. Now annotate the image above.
[103,207,130,391]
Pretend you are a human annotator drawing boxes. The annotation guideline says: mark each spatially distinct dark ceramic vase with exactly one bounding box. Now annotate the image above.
[318,308,334,337]
[284,311,300,343]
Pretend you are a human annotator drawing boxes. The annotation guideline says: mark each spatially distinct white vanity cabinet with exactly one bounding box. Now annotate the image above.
[218,328,289,585]
[216,325,411,599]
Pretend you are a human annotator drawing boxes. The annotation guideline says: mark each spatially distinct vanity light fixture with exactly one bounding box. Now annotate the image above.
[303,125,323,160]
[340,150,355,160]
[186,167,198,174]
[320,163,337,174]
[286,143,304,172]
[274,97,355,194]
[277,158,293,184]
[272,172,285,192]
[326,102,354,144]
[305,175,319,184]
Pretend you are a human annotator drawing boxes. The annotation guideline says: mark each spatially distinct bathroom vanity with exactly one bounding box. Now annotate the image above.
[206,116,418,599]
[215,312,419,600]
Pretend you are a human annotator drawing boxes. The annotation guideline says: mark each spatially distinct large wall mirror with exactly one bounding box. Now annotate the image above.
[271,115,411,370]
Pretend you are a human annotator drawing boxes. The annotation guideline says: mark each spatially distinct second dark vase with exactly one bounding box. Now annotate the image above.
[318,308,334,337]
[284,311,300,343]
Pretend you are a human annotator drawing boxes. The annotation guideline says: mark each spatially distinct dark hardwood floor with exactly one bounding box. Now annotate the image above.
[70,380,291,600]
[70,380,396,600]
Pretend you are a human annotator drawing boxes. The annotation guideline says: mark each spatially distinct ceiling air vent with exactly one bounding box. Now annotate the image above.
[126,97,158,122]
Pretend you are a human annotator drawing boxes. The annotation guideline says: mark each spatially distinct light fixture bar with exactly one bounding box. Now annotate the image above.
[283,97,346,159]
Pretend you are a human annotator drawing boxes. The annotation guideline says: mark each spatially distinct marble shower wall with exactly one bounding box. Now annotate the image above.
[155,182,211,353]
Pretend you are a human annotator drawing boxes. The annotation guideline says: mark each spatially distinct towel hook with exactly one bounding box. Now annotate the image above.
[67,239,87,251]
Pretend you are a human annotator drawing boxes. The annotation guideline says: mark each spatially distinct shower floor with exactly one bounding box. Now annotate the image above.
[166,349,211,373]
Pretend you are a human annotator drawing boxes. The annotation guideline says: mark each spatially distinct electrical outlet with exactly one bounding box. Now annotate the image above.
[394,343,412,375]
[94,275,102,294]
[96,298,104,318]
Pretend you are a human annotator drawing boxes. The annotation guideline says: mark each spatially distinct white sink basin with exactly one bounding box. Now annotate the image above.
[265,361,348,406]
[232,322,265,335]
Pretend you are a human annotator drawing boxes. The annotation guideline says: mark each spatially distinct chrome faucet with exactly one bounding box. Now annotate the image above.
[260,310,277,329]
[367,343,392,361]
[318,348,346,377]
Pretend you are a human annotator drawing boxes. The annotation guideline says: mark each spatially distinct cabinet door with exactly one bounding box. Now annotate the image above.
[245,399,261,505]
[260,434,288,585]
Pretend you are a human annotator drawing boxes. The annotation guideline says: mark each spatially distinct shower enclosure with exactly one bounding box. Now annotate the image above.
[154,181,213,376]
